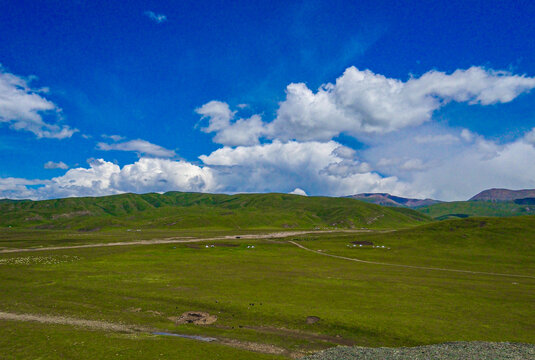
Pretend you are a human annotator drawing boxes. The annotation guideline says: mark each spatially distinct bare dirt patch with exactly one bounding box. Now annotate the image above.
[77,227,101,232]
[169,311,217,325]
[243,325,355,346]
[183,243,201,249]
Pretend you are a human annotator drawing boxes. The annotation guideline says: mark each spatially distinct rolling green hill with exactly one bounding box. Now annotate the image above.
[417,200,535,220]
[0,192,429,230]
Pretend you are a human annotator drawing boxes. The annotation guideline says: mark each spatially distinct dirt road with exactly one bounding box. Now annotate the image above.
[0,311,150,333]
[289,241,535,279]
[0,230,369,254]
[0,311,290,356]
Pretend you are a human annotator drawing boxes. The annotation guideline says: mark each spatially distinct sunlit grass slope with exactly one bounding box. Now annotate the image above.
[418,200,535,219]
[0,192,429,230]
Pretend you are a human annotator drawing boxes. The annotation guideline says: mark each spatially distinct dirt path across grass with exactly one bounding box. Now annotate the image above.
[0,311,292,357]
[0,311,151,333]
[0,230,370,254]
[289,241,535,279]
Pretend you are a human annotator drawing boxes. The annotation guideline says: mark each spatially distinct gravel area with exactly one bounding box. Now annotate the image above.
[301,342,535,360]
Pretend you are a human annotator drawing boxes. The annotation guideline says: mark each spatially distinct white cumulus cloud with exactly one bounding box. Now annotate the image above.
[111,158,215,194]
[289,188,308,196]
[267,66,535,141]
[0,66,77,139]
[200,141,411,196]
[196,66,535,144]
[0,177,48,200]
[2,158,215,200]
[196,101,266,146]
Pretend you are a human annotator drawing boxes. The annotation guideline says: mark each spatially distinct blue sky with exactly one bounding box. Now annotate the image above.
[1,0,535,200]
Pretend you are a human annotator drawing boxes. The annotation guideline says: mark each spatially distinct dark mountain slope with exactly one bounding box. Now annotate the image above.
[348,193,441,208]
[470,188,535,202]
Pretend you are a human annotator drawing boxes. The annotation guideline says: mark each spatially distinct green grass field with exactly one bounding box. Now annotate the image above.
[418,200,535,219]
[0,213,533,358]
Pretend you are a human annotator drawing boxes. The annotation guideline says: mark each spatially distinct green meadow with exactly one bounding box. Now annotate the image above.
[417,200,535,219]
[0,194,534,358]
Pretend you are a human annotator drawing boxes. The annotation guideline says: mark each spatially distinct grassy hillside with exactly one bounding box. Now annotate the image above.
[417,200,535,220]
[0,192,429,230]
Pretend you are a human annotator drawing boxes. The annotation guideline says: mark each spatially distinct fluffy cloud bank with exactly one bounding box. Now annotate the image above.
[0,140,409,200]
[361,125,535,200]
[3,129,535,200]
[0,67,77,139]
[6,158,215,200]
[200,140,405,195]
[198,66,535,144]
[407,130,535,200]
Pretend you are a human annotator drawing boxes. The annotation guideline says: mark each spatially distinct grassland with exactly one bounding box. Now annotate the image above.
[418,200,535,219]
[0,212,533,359]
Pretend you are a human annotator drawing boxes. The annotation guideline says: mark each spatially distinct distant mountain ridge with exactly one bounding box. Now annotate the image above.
[416,188,535,220]
[348,193,442,208]
[469,188,535,202]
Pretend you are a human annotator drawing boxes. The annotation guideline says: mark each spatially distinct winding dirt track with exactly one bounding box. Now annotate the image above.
[289,241,535,279]
[0,311,289,356]
[0,311,150,333]
[0,230,370,254]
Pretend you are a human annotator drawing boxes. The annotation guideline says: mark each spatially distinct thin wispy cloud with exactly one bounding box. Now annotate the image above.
[44,161,68,170]
[101,134,125,142]
[97,139,176,158]
[144,11,167,23]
